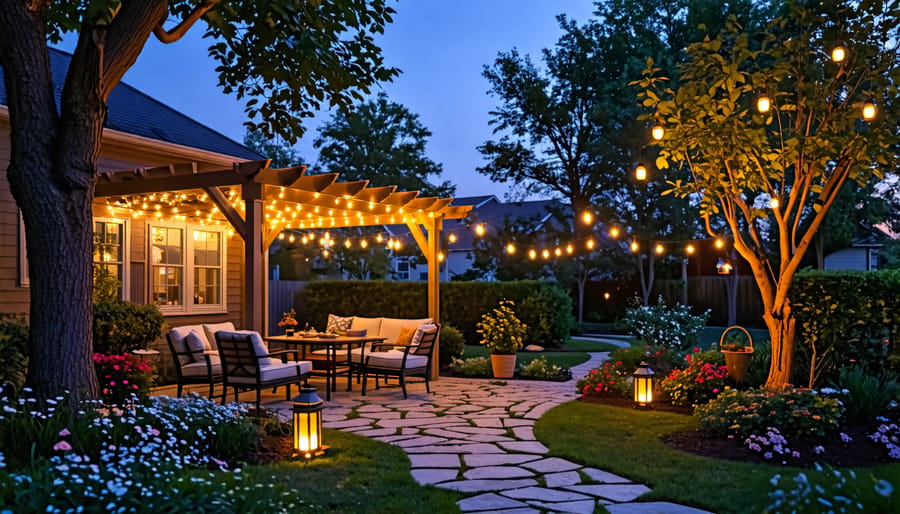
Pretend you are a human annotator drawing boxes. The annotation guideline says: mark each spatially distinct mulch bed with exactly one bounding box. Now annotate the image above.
[581,396,893,468]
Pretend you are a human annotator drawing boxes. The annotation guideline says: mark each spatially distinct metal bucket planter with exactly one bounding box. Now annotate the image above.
[719,326,754,384]
[490,354,517,379]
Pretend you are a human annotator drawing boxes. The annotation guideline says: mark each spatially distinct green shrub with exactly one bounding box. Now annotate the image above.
[575,361,632,398]
[660,350,727,406]
[518,356,570,381]
[834,366,900,425]
[768,464,897,514]
[622,296,710,350]
[438,325,465,368]
[695,387,842,438]
[476,300,527,355]
[0,314,28,390]
[92,301,166,354]
[609,345,648,373]
[301,280,574,345]
[791,270,900,387]
[744,340,772,388]
[610,343,681,377]
[518,286,574,348]
[450,357,491,377]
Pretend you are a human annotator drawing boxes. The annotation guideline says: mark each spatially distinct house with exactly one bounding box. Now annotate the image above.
[385,195,567,281]
[824,224,896,271]
[2,49,469,380]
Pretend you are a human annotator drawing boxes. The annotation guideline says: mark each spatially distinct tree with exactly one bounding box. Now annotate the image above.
[314,93,455,197]
[639,0,900,388]
[243,129,305,169]
[0,0,397,399]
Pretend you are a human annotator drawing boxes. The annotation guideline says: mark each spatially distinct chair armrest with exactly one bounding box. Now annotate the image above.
[267,349,300,362]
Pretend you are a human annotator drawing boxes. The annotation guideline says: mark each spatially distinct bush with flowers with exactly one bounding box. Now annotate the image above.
[695,386,843,438]
[477,300,527,354]
[660,349,728,406]
[576,360,632,398]
[621,296,710,350]
[0,391,294,511]
[93,352,152,405]
[767,464,896,513]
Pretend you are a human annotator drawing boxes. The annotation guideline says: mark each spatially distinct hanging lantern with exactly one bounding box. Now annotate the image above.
[862,98,877,121]
[651,124,665,141]
[634,163,648,181]
[716,258,733,275]
[293,387,327,459]
[633,362,655,408]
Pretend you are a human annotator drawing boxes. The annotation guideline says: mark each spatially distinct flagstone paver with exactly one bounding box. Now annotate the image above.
[263,345,711,514]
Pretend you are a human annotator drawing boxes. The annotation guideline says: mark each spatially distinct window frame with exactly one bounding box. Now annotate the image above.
[93,217,130,300]
[149,222,227,315]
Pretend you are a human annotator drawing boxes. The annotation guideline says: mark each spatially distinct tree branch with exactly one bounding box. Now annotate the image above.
[153,0,220,44]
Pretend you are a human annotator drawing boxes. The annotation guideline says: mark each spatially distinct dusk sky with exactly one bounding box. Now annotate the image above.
[58,1,597,199]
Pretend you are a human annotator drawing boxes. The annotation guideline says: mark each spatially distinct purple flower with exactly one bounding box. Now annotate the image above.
[58,428,70,437]
[53,440,72,451]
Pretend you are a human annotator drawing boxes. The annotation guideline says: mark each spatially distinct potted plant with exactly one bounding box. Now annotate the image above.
[279,309,299,336]
[476,300,527,378]
[718,326,754,383]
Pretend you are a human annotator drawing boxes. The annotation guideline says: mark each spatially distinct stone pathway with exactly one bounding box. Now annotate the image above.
[269,345,711,514]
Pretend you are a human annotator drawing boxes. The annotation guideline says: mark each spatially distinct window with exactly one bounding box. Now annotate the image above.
[93,219,127,298]
[396,260,410,281]
[151,223,226,313]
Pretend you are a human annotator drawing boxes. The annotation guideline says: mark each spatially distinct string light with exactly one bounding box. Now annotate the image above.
[506,243,516,254]
[686,243,695,255]
[831,44,847,63]
[288,234,296,243]
[757,91,771,113]
[863,98,877,120]
[474,223,485,236]
[448,233,457,243]
[541,249,550,260]
[634,163,648,181]
[554,247,562,257]
[528,249,537,260]
[566,243,574,255]
[603,292,611,300]
[770,197,780,209]
[438,252,445,262]
[654,243,664,255]
[630,240,639,253]
[586,238,596,250]
[651,124,665,141]
[715,237,725,249]
[581,211,594,224]
[609,226,619,239]
[360,239,368,249]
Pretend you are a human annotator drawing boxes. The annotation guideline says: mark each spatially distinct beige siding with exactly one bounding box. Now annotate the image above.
[0,123,28,314]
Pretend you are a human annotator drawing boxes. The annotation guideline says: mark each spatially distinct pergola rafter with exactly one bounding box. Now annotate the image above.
[95,161,471,379]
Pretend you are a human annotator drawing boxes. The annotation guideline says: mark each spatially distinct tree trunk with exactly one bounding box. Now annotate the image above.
[763,311,796,388]
[680,258,688,306]
[637,252,655,306]
[576,271,586,323]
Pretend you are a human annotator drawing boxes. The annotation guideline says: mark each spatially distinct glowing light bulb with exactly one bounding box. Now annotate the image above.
[278,233,285,240]
[610,226,619,239]
[566,244,574,255]
[603,292,611,300]
[586,239,596,250]
[554,247,562,257]
[635,163,648,181]
[288,234,295,243]
[651,124,665,141]
[344,239,351,248]
[438,252,445,262]
[360,239,368,249]
[448,233,457,243]
[686,243,695,255]
[529,249,537,260]
[757,92,771,113]
[542,249,550,259]
[475,223,485,236]
[863,98,876,120]
[630,240,639,253]
[831,45,846,63]
[715,237,724,249]
[582,211,594,224]
[376,233,384,243]
[506,243,516,254]
[770,197,780,209]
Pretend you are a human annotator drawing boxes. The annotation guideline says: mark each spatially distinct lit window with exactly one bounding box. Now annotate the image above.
[151,227,184,306]
[93,219,127,298]
[150,223,227,313]
[192,230,221,305]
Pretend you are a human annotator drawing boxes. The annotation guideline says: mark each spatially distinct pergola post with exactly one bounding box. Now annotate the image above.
[243,182,265,334]
[426,216,442,380]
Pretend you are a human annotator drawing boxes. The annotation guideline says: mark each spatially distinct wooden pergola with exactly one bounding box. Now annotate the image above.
[95,160,471,378]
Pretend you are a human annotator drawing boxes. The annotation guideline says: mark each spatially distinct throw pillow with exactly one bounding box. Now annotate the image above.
[234,330,273,366]
[346,328,367,337]
[395,326,416,347]
[185,331,210,357]
[327,314,353,334]
[411,323,438,347]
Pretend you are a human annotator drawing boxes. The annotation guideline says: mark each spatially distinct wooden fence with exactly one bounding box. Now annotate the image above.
[268,280,307,334]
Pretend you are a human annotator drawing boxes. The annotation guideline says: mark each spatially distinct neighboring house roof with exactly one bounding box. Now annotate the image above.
[0,48,263,161]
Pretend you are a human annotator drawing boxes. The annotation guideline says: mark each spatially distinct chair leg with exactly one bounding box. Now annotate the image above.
[208,380,214,399]
[220,386,227,405]
[400,374,407,399]
[256,388,262,412]
[424,375,431,394]
[284,383,291,401]
[362,369,368,396]
[177,383,184,398]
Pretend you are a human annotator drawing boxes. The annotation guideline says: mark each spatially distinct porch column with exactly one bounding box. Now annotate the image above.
[243,183,265,333]
[426,216,442,380]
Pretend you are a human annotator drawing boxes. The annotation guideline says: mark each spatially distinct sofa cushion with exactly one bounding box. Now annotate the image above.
[233,330,273,365]
[227,361,312,385]
[379,317,433,345]
[412,326,439,355]
[351,316,382,336]
[185,332,212,360]
[346,328,367,337]
[327,314,353,334]
[203,322,235,349]
[366,350,428,369]
[411,323,438,347]
[170,325,209,365]
[181,357,222,378]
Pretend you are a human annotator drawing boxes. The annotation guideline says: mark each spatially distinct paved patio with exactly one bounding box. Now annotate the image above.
[157,348,710,513]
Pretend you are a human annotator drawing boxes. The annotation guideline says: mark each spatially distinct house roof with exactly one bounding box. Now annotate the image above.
[0,48,263,161]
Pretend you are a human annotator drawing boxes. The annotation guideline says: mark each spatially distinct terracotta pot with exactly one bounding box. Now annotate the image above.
[722,349,753,383]
[490,354,517,379]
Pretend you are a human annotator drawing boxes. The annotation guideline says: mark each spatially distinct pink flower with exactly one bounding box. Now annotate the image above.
[58,428,70,437]
[53,441,72,451]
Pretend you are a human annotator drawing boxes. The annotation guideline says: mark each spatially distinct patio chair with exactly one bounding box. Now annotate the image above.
[215,330,313,410]
[165,327,223,400]
[362,324,439,399]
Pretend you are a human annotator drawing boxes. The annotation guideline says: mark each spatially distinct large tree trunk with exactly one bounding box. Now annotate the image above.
[0,1,167,400]
[763,310,796,388]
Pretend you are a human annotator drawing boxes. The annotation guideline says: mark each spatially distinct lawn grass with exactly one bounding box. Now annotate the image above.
[247,429,460,512]
[535,401,900,514]
[565,338,623,353]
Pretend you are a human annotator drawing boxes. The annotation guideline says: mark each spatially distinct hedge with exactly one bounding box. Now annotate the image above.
[790,270,900,387]
[299,280,574,347]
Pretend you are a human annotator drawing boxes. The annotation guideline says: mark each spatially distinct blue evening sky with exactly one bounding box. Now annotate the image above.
[60,1,597,199]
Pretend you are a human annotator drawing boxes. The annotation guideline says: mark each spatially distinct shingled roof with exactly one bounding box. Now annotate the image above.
[0,48,263,161]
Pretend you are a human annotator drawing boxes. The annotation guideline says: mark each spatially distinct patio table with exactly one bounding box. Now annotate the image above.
[266,334,386,400]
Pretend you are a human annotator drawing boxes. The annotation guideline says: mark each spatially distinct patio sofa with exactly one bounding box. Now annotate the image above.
[165,321,237,399]
[322,315,436,377]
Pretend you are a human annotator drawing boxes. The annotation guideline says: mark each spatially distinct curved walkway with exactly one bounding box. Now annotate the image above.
[302,345,710,514]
